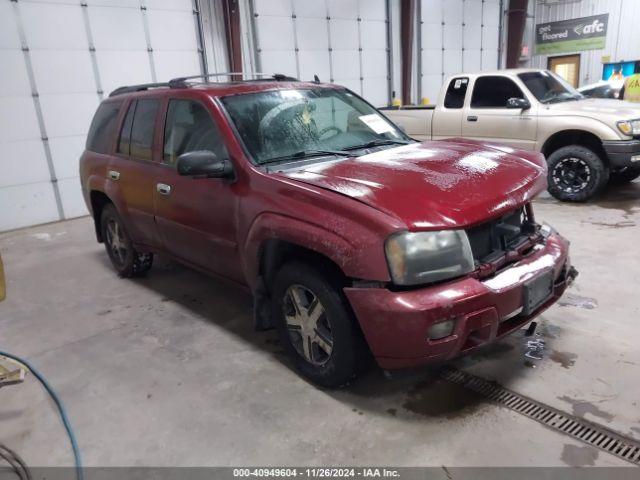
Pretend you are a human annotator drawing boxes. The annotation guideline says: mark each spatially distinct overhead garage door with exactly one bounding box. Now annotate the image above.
[419,0,503,104]
[249,0,391,107]
[0,0,204,232]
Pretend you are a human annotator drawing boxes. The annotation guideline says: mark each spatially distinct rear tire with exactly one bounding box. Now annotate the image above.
[609,165,640,185]
[547,145,609,202]
[271,262,369,388]
[100,204,153,277]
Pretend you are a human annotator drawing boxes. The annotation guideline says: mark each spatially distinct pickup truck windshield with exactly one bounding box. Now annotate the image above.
[221,88,408,165]
[518,71,584,104]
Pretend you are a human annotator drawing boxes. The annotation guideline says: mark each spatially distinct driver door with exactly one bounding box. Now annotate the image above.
[153,98,242,283]
[462,76,538,150]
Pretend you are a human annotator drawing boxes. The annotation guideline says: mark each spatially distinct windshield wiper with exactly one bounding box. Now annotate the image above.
[342,139,411,151]
[261,149,351,165]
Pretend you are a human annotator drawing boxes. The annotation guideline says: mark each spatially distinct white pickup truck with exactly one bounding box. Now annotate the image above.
[381,68,640,201]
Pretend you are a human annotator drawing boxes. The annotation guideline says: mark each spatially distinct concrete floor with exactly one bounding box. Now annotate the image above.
[1,181,639,468]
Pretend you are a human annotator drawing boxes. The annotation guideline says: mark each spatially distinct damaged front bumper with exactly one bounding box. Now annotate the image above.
[345,233,575,370]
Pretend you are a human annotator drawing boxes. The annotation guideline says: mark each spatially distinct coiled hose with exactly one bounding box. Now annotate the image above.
[0,350,83,480]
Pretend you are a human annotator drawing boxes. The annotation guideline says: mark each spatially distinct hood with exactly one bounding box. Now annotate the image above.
[275,141,547,230]
[545,98,640,121]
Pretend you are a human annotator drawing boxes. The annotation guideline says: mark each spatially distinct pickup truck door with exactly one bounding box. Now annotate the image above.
[153,98,242,284]
[461,75,538,150]
[432,76,469,140]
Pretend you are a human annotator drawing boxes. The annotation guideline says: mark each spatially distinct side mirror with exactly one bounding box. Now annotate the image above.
[506,97,531,110]
[177,151,234,179]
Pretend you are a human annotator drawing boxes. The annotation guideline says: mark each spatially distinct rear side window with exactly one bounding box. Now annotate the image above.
[444,77,468,109]
[471,76,524,108]
[86,102,121,154]
[117,99,160,160]
[117,102,136,156]
[163,99,227,166]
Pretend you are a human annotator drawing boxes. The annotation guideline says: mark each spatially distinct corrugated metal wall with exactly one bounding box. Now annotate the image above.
[529,0,640,86]
[0,0,207,232]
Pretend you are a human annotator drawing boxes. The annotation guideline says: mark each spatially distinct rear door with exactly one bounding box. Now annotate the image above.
[461,75,538,150]
[432,76,468,139]
[153,97,242,283]
[108,98,163,248]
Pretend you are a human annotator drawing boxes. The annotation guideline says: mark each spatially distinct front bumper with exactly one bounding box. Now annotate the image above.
[344,233,573,369]
[603,139,640,168]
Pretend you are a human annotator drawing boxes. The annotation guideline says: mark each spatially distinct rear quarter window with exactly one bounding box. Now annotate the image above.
[86,102,122,154]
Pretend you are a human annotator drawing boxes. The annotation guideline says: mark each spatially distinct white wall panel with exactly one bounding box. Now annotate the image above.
[420,0,502,103]
[250,0,390,105]
[0,140,50,189]
[0,0,206,231]
[97,51,153,96]
[0,183,60,232]
[0,51,32,97]
[0,97,41,144]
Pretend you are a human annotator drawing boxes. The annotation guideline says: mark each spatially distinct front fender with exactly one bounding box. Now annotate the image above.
[242,212,390,291]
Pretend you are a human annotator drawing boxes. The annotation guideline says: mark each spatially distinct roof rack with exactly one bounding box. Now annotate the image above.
[109,73,299,97]
[168,72,299,87]
[109,82,171,97]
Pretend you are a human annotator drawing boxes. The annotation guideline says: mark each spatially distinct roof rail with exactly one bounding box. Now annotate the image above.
[109,73,300,97]
[168,72,299,87]
[109,82,171,97]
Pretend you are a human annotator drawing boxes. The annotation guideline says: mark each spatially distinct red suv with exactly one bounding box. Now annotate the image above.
[80,74,576,387]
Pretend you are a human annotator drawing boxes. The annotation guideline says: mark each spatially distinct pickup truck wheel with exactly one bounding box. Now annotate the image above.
[547,145,609,202]
[272,262,369,388]
[609,165,640,184]
[101,204,153,278]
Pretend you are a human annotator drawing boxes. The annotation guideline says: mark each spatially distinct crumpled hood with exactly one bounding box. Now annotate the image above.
[276,140,547,229]
[546,98,640,121]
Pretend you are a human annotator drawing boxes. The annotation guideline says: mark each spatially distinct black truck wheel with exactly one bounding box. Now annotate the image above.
[547,145,609,202]
[271,262,369,388]
[100,204,153,277]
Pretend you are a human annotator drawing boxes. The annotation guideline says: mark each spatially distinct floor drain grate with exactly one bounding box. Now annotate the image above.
[440,367,640,466]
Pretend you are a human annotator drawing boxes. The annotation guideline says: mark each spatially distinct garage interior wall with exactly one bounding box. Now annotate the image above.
[1,0,504,232]
[0,0,206,232]
[528,0,640,87]
[419,0,504,104]
[244,0,392,107]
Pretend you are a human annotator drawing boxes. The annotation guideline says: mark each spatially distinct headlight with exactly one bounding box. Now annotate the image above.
[617,119,640,136]
[385,230,475,286]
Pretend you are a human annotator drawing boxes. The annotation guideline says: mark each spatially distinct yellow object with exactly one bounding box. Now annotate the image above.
[391,97,402,107]
[421,97,430,105]
[0,253,5,302]
[623,73,640,103]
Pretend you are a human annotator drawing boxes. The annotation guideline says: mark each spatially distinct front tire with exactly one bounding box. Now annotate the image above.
[100,204,153,277]
[271,262,369,388]
[609,165,640,185]
[547,145,609,202]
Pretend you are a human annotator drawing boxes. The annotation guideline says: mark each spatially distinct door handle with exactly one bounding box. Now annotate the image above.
[156,183,171,196]
[108,170,120,180]
[467,115,478,122]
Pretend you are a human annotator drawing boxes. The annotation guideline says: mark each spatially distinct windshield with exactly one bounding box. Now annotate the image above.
[518,71,585,104]
[221,88,409,165]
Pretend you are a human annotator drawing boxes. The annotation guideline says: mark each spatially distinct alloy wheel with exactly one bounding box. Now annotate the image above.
[552,157,592,194]
[283,284,333,366]
[105,219,127,266]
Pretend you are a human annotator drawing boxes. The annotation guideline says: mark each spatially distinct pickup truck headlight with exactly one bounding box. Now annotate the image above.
[385,230,475,286]
[617,119,640,136]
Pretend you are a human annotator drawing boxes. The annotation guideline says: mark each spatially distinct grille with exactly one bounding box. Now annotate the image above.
[441,367,640,465]
[466,206,536,264]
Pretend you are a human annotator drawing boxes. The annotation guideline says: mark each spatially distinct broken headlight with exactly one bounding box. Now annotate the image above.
[385,230,475,286]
